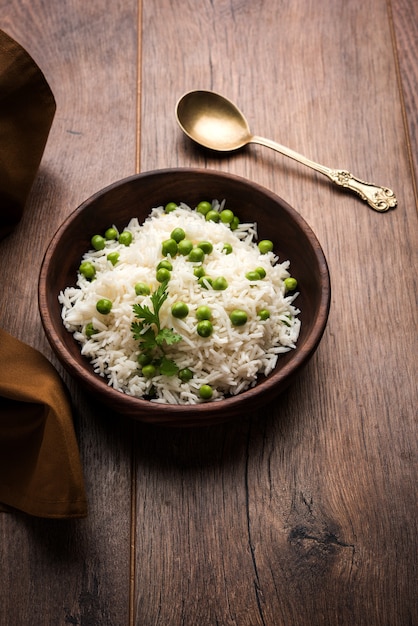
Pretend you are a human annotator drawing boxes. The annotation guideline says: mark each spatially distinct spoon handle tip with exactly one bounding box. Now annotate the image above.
[327,169,397,212]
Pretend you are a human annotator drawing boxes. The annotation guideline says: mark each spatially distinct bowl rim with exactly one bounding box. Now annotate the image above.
[38,167,331,419]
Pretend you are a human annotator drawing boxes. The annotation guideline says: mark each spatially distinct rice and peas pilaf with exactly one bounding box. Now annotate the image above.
[59,200,301,404]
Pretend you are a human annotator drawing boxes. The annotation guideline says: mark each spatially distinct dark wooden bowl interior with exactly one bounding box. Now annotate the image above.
[38,168,330,427]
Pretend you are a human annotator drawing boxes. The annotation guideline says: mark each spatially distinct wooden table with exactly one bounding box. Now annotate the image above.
[1,1,416,624]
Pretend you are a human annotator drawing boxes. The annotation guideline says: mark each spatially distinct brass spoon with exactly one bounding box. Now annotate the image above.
[175,90,397,212]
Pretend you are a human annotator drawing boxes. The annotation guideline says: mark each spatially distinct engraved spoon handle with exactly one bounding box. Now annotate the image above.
[251,135,397,212]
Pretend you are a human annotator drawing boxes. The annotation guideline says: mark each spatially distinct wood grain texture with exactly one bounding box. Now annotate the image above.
[0,0,417,624]
[0,1,138,624]
[392,0,418,192]
[137,1,417,625]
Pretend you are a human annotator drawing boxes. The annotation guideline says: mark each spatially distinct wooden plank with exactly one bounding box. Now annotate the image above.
[136,0,417,624]
[0,0,416,624]
[0,1,137,623]
[392,0,418,194]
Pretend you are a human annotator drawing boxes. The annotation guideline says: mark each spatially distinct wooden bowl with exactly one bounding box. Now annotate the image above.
[38,168,330,427]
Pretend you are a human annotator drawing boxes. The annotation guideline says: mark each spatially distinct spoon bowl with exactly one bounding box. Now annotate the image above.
[175,90,397,212]
[176,89,252,152]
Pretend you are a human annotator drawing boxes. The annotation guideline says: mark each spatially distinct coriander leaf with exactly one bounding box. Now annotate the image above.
[138,327,158,350]
[160,356,179,377]
[131,321,144,341]
[132,281,183,374]
[132,303,158,327]
[150,280,169,325]
[153,280,169,305]
[155,327,182,347]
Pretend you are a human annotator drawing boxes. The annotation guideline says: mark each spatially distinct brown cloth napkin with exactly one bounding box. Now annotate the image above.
[0,31,87,518]
[0,329,87,518]
[0,28,56,239]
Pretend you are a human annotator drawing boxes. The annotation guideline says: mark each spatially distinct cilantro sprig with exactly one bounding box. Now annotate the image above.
[131,281,182,376]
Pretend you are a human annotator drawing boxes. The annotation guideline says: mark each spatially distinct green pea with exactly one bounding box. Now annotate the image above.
[119,230,133,246]
[222,243,233,255]
[197,241,213,254]
[255,266,266,279]
[205,210,220,223]
[178,367,193,382]
[246,270,261,281]
[198,276,213,289]
[171,302,189,318]
[157,259,173,271]
[171,227,186,243]
[284,277,298,292]
[79,261,96,280]
[220,209,234,224]
[96,298,113,314]
[161,238,178,257]
[199,384,213,400]
[85,322,97,338]
[165,202,178,213]
[258,309,270,320]
[193,266,206,279]
[107,252,120,266]
[135,282,151,296]
[197,320,213,337]
[258,239,273,254]
[230,216,240,231]
[142,364,156,378]
[229,309,247,326]
[105,227,118,240]
[156,267,171,283]
[212,276,228,290]
[196,200,212,216]
[137,353,152,367]
[188,247,205,263]
[91,234,105,250]
[196,305,212,321]
[177,239,194,255]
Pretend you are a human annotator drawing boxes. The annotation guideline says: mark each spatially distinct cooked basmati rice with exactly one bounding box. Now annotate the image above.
[59,201,300,404]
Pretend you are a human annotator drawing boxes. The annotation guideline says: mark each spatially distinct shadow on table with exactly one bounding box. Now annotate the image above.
[129,382,306,473]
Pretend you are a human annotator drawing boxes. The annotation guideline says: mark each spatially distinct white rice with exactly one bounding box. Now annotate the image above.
[59,201,300,404]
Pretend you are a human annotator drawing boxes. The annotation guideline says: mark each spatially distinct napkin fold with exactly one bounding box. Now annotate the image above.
[0,28,56,240]
[0,329,87,518]
[0,30,87,518]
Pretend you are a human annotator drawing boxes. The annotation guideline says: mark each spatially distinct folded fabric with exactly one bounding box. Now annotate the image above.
[0,28,56,240]
[0,31,86,518]
[0,329,87,518]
